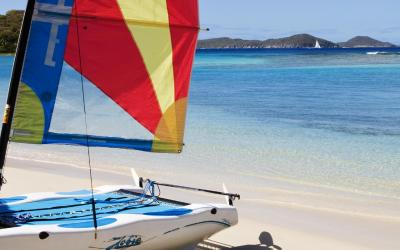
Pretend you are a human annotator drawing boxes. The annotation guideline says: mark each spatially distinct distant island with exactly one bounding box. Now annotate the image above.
[0,10,23,54]
[338,36,396,48]
[198,34,398,49]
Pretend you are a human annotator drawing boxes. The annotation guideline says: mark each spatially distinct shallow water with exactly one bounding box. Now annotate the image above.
[1,48,400,198]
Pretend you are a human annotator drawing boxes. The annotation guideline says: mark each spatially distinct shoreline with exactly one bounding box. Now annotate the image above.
[1,156,399,249]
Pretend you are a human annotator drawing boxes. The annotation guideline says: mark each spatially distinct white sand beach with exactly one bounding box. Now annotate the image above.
[1,148,399,250]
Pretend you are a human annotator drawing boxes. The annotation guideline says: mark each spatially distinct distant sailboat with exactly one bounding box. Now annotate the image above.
[315,40,322,48]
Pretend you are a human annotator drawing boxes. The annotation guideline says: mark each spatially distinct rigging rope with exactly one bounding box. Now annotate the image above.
[73,2,98,239]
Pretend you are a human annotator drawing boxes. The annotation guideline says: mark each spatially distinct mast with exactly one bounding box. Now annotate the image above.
[0,0,36,189]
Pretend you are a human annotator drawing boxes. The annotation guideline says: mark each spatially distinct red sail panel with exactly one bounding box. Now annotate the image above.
[167,0,199,100]
[64,0,200,153]
[65,0,162,133]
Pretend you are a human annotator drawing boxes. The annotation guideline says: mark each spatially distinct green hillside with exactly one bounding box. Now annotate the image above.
[0,10,23,53]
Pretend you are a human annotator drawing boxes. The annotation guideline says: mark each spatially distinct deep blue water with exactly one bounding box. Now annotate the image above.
[192,48,400,136]
[1,48,400,197]
[188,48,400,197]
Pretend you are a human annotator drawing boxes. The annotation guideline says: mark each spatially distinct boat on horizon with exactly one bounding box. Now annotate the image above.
[314,40,322,49]
[0,0,239,249]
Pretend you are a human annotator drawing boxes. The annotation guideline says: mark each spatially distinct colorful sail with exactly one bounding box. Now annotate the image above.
[11,0,200,153]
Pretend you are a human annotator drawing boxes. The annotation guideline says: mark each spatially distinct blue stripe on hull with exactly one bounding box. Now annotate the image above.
[0,191,192,227]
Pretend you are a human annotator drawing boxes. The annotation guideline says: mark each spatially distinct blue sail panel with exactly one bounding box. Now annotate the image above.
[11,0,74,144]
[45,133,154,152]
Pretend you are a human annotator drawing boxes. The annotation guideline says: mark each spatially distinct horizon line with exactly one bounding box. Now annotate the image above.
[199,34,399,45]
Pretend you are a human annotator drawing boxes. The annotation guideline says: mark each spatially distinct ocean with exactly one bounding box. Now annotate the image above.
[1,48,400,198]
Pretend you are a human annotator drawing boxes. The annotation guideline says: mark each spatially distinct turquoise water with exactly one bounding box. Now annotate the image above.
[1,48,400,198]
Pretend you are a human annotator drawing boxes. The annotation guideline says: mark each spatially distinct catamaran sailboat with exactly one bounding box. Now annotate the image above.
[0,0,239,249]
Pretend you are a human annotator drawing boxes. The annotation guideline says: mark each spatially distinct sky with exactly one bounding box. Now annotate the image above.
[1,0,399,44]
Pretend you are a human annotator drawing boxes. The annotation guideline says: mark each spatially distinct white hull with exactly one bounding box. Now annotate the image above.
[0,185,238,250]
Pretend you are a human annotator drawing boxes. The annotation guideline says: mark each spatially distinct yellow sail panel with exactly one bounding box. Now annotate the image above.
[117,0,175,114]
[152,98,188,152]
[11,83,45,144]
